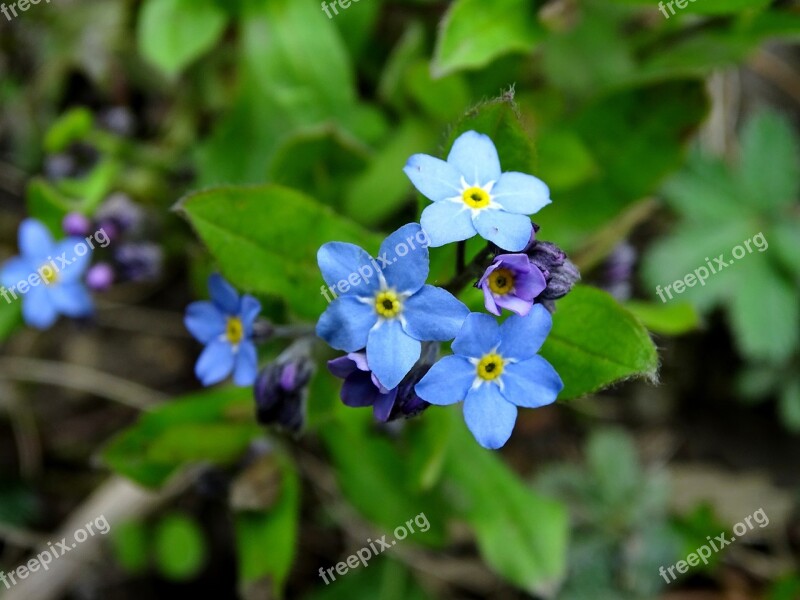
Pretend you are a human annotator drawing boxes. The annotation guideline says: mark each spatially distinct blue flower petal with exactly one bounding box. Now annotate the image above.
[498,306,553,360]
[208,274,240,314]
[49,282,93,317]
[447,131,501,186]
[367,319,421,389]
[240,295,262,332]
[373,388,399,422]
[473,210,533,252]
[19,219,54,260]
[420,201,476,247]
[317,242,380,297]
[415,355,474,405]
[379,223,429,294]
[52,239,91,283]
[451,313,500,359]
[501,356,562,408]
[233,342,258,386]
[463,384,517,449]
[1,257,34,288]
[316,295,376,351]
[491,172,551,214]
[185,301,226,343]
[341,372,381,407]
[403,285,469,341]
[195,339,235,386]
[22,285,58,330]
[403,154,463,202]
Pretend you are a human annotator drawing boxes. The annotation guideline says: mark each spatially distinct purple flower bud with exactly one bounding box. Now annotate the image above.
[524,240,580,309]
[98,107,135,137]
[114,242,163,282]
[62,212,92,237]
[86,263,115,291]
[477,253,547,316]
[254,358,314,433]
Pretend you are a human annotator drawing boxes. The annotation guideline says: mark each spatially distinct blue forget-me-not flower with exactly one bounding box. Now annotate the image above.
[1,218,93,329]
[316,223,468,390]
[403,131,551,252]
[185,274,261,387]
[415,307,563,449]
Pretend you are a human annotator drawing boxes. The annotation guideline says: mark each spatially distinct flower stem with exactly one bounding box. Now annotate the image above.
[444,243,494,296]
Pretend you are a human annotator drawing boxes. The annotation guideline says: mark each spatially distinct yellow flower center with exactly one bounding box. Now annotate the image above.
[476,353,505,382]
[462,186,491,209]
[225,317,245,345]
[375,290,402,319]
[488,268,514,295]
[40,264,58,286]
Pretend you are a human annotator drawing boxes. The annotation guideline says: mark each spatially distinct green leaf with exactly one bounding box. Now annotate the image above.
[319,411,447,545]
[102,386,255,488]
[540,285,659,400]
[444,416,568,594]
[432,0,542,77]
[446,91,537,175]
[137,0,228,77]
[344,120,436,227]
[728,261,799,364]
[43,107,93,154]
[536,130,599,191]
[739,110,800,210]
[235,454,299,596]
[306,559,432,600]
[176,184,383,320]
[642,220,757,311]
[154,513,208,580]
[403,60,471,123]
[624,301,701,336]
[610,0,771,12]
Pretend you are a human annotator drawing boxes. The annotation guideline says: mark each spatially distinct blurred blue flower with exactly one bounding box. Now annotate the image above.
[1,218,93,329]
[316,223,468,389]
[415,307,563,449]
[184,274,261,387]
[478,253,546,316]
[403,131,550,251]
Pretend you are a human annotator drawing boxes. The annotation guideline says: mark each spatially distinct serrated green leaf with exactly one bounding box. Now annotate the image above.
[540,286,659,400]
[739,111,800,210]
[432,0,542,77]
[446,92,537,175]
[176,184,382,320]
[137,0,228,77]
[728,261,799,364]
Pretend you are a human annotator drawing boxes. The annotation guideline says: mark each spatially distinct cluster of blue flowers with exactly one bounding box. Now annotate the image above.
[319,131,579,449]
[181,132,578,449]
